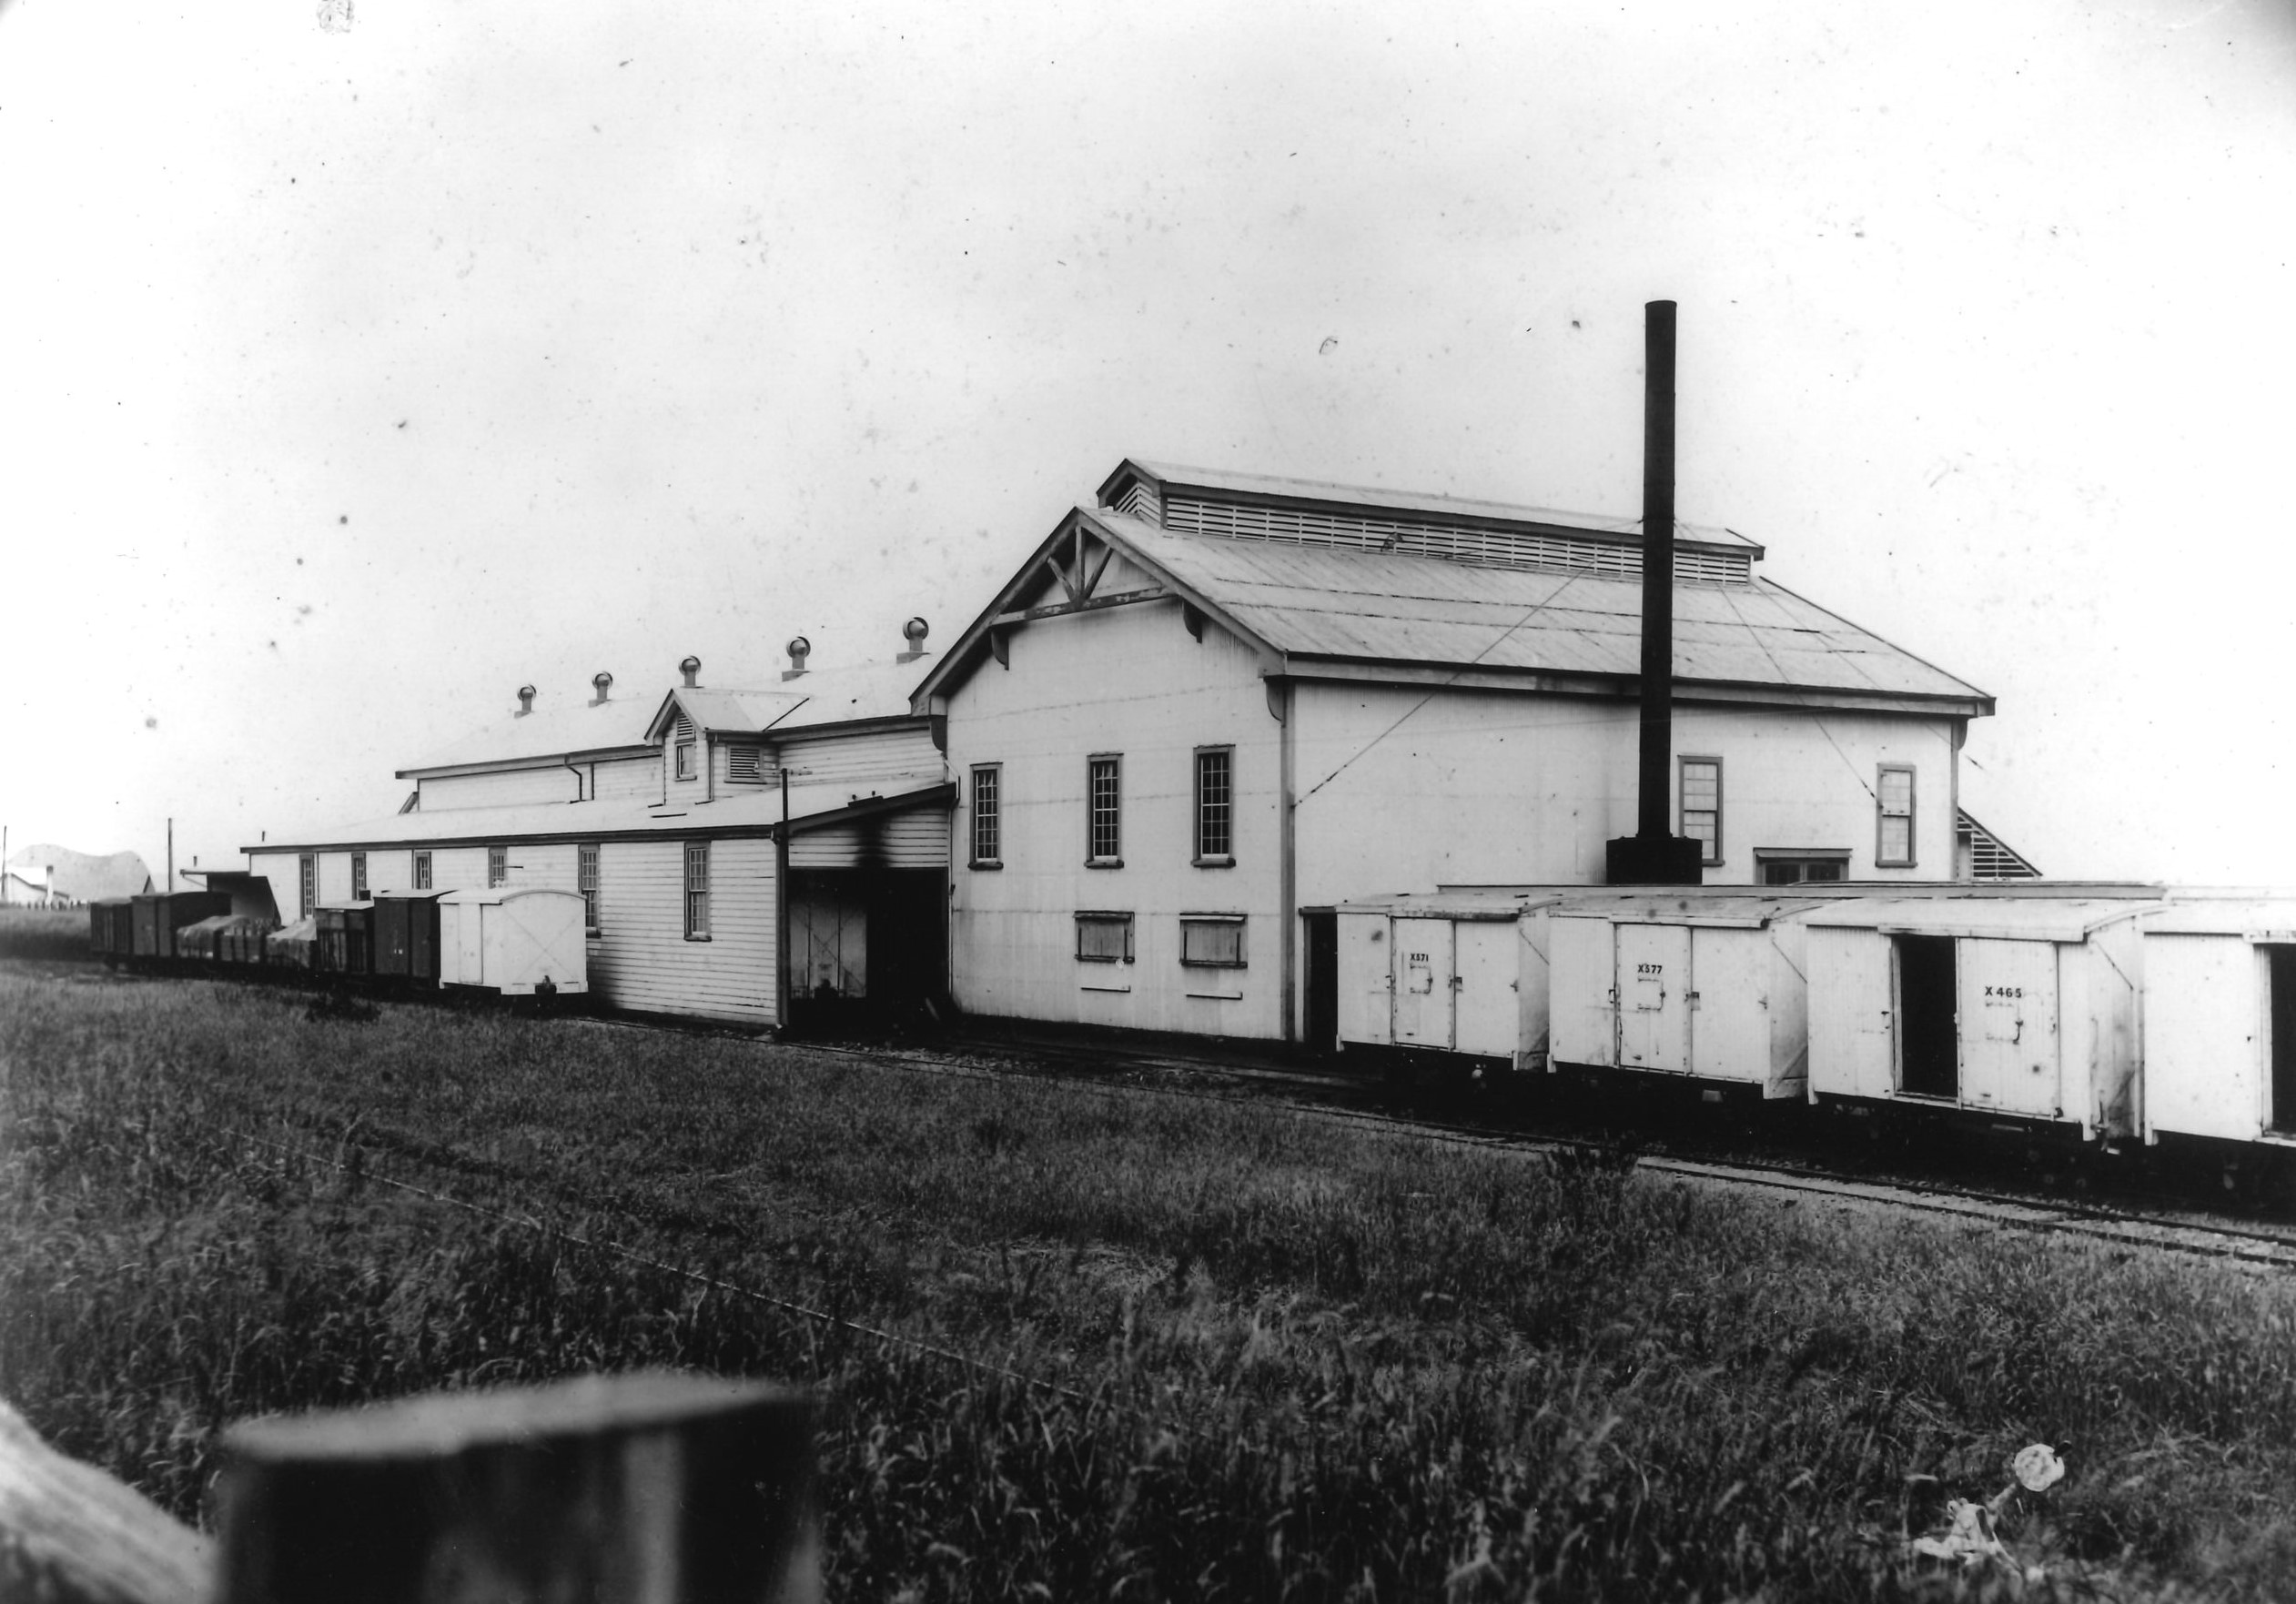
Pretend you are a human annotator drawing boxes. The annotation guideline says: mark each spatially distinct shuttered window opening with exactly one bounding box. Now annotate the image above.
[298,854,316,920]
[970,764,1001,866]
[1195,747,1232,862]
[1111,481,1162,523]
[1087,755,1122,864]
[1876,766,1916,866]
[413,851,432,891]
[1957,810,2041,880]
[683,842,711,940]
[578,843,600,932]
[1159,495,1754,585]
[1075,911,1134,963]
[1179,913,1246,968]
[726,745,766,784]
[674,716,698,782]
[487,845,509,888]
[1679,758,1722,864]
[350,852,369,901]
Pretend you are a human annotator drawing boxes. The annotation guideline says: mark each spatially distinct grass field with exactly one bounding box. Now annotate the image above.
[6,960,2296,1599]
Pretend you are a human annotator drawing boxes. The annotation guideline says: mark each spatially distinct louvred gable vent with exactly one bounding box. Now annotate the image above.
[1957,809,2041,881]
[727,745,765,783]
[674,715,694,741]
[1158,494,1752,584]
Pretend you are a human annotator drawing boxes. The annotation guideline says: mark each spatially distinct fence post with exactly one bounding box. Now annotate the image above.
[0,1399,209,1604]
[213,1371,816,1604]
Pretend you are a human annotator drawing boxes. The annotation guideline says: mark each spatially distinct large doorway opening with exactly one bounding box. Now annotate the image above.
[1301,911,1337,1054]
[1896,934,1958,1099]
[2270,945,2296,1135]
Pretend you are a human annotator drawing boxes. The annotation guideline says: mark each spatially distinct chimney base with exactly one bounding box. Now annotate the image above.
[1604,835,1705,887]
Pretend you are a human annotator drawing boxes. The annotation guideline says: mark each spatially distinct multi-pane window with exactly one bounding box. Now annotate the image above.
[413,851,432,891]
[1760,855,1848,885]
[1680,758,1722,863]
[674,716,697,782]
[1179,914,1246,968]
[1877,766,1917,866]
[1195,748,1232,863]
[578,843,600,933]
[487,845,509,888]
[1075,911,1133,963]
[970,764,1001,866]
[298,854,316,919]
[683,842,711,939]
[350,852,369,900]
[1087,755,1121,864]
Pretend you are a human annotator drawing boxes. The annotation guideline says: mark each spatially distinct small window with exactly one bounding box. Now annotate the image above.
[1075,911,1133,963]
[1877,766,1916,867]
[1680,758,1722,864]
[413,850,432,891]
[1180,913,1247,968]
[298,854,316,919]
[674,715,697,782]
[578,843,600,933]
[1087,755,1122,865]
[350,852,369,901]
[487,845,509,888]
[970,764,1002,867]
[683,841,711,939]
[726,745,765,784]
[1758,853,1849,885]
[1195,747,1233,863]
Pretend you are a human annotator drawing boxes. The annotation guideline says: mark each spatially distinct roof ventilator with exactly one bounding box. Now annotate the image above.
[515,685,536,717]
[590,671,612,706]
[680,656,702,689]
[782,637,811,681]
[897,617,930,663]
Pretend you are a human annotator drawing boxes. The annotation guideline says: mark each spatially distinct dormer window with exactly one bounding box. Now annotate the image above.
[673,715,697,782]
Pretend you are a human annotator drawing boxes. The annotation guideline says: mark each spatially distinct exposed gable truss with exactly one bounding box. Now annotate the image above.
[912,507,1284,709]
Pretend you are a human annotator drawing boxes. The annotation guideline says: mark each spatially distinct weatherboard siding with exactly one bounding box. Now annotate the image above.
[788,810,947,870]
[944,595,1284,1038]
[588,838,777,1025]
[779,727,943,792]
[592,757,662,803]
[419,768,581,812]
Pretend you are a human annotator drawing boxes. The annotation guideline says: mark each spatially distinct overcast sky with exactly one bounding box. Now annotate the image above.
[3,0,2292,887]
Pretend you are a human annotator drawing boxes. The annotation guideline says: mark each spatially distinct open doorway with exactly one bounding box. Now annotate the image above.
[1896,934,1957,1098]
[2270,946,2296,1135]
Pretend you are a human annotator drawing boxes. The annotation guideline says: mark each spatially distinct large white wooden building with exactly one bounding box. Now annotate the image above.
[913,459,1997,1046]
[244,651,951,1027]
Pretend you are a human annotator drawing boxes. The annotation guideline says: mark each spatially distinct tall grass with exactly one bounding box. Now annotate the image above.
[5,970,2296,1599]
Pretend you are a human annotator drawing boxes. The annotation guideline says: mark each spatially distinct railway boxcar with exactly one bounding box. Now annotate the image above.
[1804,898,2158,1139]
[436,888,587,997]
[265,915,319,971]
[1547,893,1827,1098]
[130,892,231,962]
[1332,890,1553,1071]
[314,902,377,978]
[371,890,450,987]
[88,899,136,963]
[2138,899,2296,1160]
[176,915,239,963]
[217,916,274,967]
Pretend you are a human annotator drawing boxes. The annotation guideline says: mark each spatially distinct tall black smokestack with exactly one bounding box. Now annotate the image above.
[1637,300,1677,842]
[1605,299,1704,886]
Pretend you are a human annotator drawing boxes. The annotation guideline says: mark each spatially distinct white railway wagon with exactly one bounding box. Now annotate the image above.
[1546,894,1826,1098]
[2139,899,2296,1152]
[1333,890,1553,1068]
[437,888,589,996]
[1804,898,2156,1138]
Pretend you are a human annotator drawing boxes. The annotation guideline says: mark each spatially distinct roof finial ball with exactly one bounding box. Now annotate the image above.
[897,616,930,664]
[516,685,537,716]
[679,656,702,689]
[782,637,811,682]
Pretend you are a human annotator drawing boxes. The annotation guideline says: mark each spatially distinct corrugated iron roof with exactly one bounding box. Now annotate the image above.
[1097,513,1987,704]
[245,775,949,853]
[402,698,655,774]
[1118,459,1761,551]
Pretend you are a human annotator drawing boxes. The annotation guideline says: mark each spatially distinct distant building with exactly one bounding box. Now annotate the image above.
[243,649,950,1028]
[914,459,1998,1044]
[2,845,155,905]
